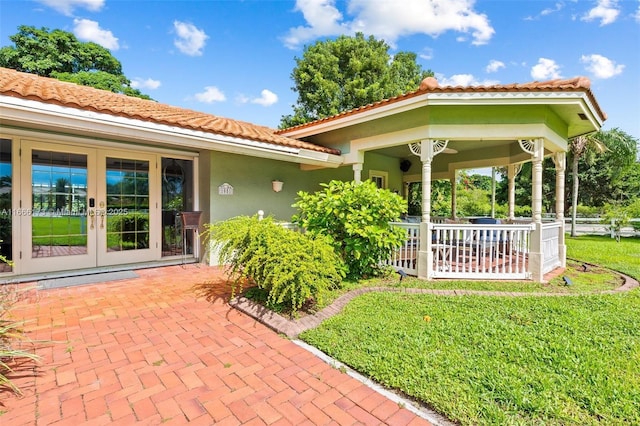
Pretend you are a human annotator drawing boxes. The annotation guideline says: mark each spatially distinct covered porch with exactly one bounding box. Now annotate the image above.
[281,77,606,282]
[380,138,567,282]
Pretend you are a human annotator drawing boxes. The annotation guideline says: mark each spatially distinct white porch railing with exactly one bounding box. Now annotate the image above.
[388,222,536,280]
[542,221,563,274]
[431,223,535,280]
[386,223,420,276]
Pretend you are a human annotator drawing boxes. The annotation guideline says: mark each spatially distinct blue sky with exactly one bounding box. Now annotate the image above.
[1,0,639,140]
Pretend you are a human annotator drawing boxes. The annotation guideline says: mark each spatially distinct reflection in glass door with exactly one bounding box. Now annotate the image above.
[31,150,89,258]
[23,143,163,274]
[161,158,194,257]
[105,158,150,252]
[97,151,158,267]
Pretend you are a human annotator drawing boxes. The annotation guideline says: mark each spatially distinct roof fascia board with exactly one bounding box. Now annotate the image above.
[428,91,603,130]
[281,94,431,138]
[0,96,342,167]
[281,90,602,139]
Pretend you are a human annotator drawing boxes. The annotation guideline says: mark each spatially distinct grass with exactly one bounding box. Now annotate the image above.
[300,235,640,425]
[566,234,640,279]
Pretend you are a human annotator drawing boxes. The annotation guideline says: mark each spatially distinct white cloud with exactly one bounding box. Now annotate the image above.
[36,0,104,16]
[525,2,564,20]
[541,2,564,16]
[580,54,624,78]
[173,21,208,56]
[283,0,495,49]
[194,86,226,103]
[418,48,434,61]
[131,78,161,90]
[486,60,505,73]
[73,19,119,50]
[436,73,499,87]
[282,0,348,49]
[531,58,562,80]
[582,0,620,26]
[251,89,279,106]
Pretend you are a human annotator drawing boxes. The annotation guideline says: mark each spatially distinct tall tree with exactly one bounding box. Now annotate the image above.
[280,33,432,128]
[568,129,636,236]
[0,25,149,99]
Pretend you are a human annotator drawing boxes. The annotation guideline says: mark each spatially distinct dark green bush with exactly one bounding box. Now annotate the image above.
[205,216,345,312]
[293,180,406,280]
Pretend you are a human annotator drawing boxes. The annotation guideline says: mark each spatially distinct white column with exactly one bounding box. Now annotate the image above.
[421,157,432,224]
[418,140,438,279]
[408,139,448,280]
[553,152,566,222]
[450,171,457,220]
[530,138,545,282]
[531,140,544,224]
[490,167,496,218]
[352,163,363,183]
[553,152,567,268]
[507,165,516,220]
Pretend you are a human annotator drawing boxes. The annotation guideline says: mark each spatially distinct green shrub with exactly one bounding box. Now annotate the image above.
[456,187,492,217]
[205,216,344,312]
[293,180,406,280]
[514,205,532,217]
[575,204,602,218]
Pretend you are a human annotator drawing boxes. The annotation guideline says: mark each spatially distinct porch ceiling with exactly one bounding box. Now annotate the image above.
[374,139,507,159]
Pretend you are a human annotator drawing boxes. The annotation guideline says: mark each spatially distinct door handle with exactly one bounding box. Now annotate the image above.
[99,210,105,229]
[88,209,95,230]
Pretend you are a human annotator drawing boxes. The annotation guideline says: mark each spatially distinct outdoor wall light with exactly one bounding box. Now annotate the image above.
[272,180,284,192]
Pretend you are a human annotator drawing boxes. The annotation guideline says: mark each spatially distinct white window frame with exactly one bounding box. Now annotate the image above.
[369,170,388,189]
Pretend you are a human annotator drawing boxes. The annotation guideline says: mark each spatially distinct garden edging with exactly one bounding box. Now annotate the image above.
[229,271,639,339]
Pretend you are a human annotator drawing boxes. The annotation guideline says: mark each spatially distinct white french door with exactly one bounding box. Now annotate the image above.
[21,141,160,274]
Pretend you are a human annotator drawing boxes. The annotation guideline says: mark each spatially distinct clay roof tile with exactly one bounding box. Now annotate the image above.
[0,67,340,155]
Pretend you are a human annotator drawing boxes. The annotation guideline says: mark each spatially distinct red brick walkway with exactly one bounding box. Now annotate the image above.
[1,265,432,425]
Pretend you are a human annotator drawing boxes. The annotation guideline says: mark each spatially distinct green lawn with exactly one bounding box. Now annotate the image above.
[301,235,640,425]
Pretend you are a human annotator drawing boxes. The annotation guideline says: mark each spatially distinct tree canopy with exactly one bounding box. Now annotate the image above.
[0,25,150,99]
[280,33,433,128]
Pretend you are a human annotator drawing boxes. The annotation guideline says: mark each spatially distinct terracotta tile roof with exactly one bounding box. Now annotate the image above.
[278,76,607,134]
[0,67,340,155]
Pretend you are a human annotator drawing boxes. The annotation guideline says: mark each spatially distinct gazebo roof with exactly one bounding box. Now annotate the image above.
[278,76,606,138]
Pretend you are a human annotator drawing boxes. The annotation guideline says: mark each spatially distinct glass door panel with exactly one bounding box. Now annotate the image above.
[105,158,150,252]
[97,151,158,266]
[21,142,96,274]
[21,142,171,274]
[31,150,89,257]
[161,158,194,257]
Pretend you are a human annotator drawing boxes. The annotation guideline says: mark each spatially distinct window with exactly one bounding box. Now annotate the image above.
[369,170,388,189]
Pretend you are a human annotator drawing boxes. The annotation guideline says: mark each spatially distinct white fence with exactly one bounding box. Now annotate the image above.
[386,223,420,276]
[542,221,563,274]
[387,222,536,280]
[430,223,534,280]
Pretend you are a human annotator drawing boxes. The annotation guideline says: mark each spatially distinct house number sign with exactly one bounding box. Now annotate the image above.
[218,183,234,195]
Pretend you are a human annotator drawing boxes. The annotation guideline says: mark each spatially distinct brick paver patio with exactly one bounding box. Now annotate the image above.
[1,265,432,425]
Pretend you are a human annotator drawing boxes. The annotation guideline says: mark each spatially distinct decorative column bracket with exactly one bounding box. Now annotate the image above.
[518,139,543,160]
[408,140,449,159]
[513,163,523,177]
